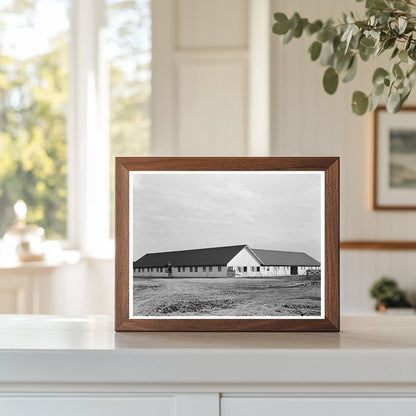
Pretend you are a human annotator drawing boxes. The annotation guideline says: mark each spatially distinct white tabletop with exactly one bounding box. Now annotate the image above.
[0,315,415,385]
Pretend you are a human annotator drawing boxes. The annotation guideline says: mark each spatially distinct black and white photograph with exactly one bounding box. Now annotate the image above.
[374,107,416,209]
[390,129,416,189]
[130,171,324,319]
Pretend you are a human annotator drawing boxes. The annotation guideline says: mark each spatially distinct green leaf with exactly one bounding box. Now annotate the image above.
[372,68,389,86]
[366,0,388,10]
[309,41,322,61]
[369,92,383,111]
[320,40,335,66]
[405,34,413,51]
[360,37,375,48]
[334,52,351,72]
[307,20,323,35]
[387,87,401,113]
[342,56,357,83]
[399,49,408,63]
[374,82,385,96]
[317,30,328,43]
[359,45,374,62]
[391,47,399,59]
[393,63,404,79]
[323,67,339,94]
[282,29,293,44]
[293,18,308,38]
[352,91,369,115]
[383,37,396,50]
[273,13,290,35]
[398,17,407,34]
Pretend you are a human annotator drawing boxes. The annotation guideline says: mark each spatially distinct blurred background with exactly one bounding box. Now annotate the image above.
[0,0,415,316]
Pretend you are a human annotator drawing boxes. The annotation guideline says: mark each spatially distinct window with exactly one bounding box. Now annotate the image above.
[107,0,151,237]
[209,266,212,272]
[218,266,222,272]
[0,0,151,253]
[243,266,247,272]
[257,266,260,272]
[0,0,70,239]
[203,266,206,272]
[194,267,198,272]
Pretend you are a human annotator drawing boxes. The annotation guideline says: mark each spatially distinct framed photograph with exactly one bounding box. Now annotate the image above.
[374,106,416,209]
[115,157,339,332]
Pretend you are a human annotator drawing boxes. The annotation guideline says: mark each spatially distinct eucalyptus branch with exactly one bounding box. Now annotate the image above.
[272,0,416,115]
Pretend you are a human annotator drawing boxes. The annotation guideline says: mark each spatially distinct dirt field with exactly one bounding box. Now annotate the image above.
[133,276,321,317]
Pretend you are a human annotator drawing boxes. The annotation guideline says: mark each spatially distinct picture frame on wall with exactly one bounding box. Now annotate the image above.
[115,157,340,332]
[374,106,416,210]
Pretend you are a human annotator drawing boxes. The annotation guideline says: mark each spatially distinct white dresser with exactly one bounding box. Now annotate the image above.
[1,315,416,415]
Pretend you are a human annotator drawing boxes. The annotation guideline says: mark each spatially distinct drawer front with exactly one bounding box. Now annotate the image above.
[0,396,175,416]
[221,397,416,416]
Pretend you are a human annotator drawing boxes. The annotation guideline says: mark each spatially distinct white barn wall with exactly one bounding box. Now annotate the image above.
[271,0,416,314]
[228,247,260,269]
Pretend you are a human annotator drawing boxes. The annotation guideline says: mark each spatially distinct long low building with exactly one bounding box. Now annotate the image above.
[133,244,320,278]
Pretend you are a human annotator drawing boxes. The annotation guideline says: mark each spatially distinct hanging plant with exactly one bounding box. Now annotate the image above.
[272,0,416,115]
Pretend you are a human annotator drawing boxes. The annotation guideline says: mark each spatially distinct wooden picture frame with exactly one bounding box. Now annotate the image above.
[115,157,339,332]
[373,106,416,210]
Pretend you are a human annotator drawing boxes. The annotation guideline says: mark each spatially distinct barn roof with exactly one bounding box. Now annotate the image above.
[133,245,247,268]
[134,245,320,268]
[251,248,320,267]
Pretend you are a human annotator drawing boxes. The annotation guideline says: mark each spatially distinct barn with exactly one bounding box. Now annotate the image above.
[133,244,320,278]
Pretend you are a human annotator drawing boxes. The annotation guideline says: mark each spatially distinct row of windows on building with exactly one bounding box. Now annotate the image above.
[135,266,272,273]
[136,266,223,273]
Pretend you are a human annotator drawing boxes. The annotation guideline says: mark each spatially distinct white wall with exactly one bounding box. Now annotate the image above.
[271,0,416,313]
[152,0,270,156]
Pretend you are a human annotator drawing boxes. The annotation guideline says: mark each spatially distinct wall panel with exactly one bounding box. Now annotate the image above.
[177,61,247,156]
[177,0,248,49]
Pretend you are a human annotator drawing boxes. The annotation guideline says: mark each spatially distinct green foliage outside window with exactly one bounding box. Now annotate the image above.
[0,1,69,238]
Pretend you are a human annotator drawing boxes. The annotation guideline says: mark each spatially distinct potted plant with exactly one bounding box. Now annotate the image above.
[272,0,416,115]
[369,276,413,313]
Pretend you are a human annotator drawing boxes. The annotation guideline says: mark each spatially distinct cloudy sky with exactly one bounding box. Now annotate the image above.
[132,172,323,261]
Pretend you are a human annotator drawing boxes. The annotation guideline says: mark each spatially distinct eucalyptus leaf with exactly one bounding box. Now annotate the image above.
[393,63,404,79]
[369,92,383,111]
[372,67,389,85]
[273,13,290,34]
[391,47,399,59]
[320,40,335,66]
[366,0,388,10]
[398,17,407,34]
[307,20,323,35]
[352,91,369,115]
[342,56,357,82]
[373,82,385,95]
[387,87,401,112]
[309,41,322,61]
[399,49,408,63]
[405,33,413,50]
[323,67,339,94]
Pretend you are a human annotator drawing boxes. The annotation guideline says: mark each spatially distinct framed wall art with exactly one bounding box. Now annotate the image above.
[374,106,416,210]
[115,157,339,332]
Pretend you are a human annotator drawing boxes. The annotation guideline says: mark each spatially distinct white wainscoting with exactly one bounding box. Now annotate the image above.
[152,0,270,157]
[271,0,416,314]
